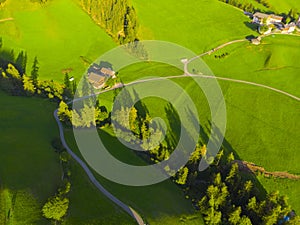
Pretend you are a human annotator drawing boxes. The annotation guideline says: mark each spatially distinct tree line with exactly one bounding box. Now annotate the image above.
[91,92,300,225]
[79,0,139,44]
[0,38,76,101]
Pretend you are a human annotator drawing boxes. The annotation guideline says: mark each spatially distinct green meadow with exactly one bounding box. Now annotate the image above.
[0,91,61,224]
[0,0,116,81]
[0,91,135,224]
[64,128,204,225]
[114,34,300,212]
[0,0,299,223]
[132,0,257,53]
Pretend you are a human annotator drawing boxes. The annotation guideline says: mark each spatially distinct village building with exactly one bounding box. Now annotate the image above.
[281,22,296,34]
[251,37,261,45]
[87,63,116,89]
[88,72,106,89]
[100,67,116,78]
[253,12,283,25]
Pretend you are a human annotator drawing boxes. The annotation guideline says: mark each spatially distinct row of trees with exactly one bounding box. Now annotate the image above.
[79,0,139,44]
[218,0,258,13]
[103,95,299,224]
[0,39,77,100]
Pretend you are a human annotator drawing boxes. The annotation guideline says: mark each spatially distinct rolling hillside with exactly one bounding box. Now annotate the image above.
[0,0,116,81]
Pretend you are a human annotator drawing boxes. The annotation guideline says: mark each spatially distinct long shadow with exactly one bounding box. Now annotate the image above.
[244,21,258,32]
[173,105,268,200]
[203,120,268,199]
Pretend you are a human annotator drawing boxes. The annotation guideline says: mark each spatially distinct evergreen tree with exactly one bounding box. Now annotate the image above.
[31,56,39,85]
[15,51,27,74]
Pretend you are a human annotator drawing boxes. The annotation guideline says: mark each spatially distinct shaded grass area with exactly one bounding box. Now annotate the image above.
[0,91,61,224]
[0,0,116,81]
[0,91,134,224]
[65,158,135,225]
[64,128,204,225]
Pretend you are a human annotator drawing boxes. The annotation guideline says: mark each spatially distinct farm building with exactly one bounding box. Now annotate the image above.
[100,67,116,78]
[87,63,116,89]
[253,12,283,25]
[281,22,296,34]
[88,72,106,89]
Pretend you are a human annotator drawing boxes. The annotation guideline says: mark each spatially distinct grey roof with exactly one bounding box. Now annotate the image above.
[253,12,283,21]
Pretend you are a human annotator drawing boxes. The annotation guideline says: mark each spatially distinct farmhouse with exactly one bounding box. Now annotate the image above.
[88,72,106,89]
[253,12,283,25]
[87,63,116,89]
[100,67,116,78]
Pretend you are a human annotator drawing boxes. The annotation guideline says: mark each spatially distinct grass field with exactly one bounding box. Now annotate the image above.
[108,33,300,213]
[0,0,299,223]
[202,35,300,96]
[0,91,61,224]
[132,0,256,53]
[64,128,204,225]
[0,91,135,224]
[0,0,116,81]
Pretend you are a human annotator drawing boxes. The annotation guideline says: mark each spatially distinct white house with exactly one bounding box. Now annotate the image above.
[253,12,283,25]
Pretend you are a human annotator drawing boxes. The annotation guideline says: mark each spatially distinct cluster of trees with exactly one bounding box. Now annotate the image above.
[254,0,270,8]
[42,181,70,223]
[42,138,72,224]
[285,9,300,23]
[57,99,109,128]
[79,0,139,44]
[170,147,299,225]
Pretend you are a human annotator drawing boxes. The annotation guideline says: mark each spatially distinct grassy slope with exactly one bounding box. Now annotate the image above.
[132,0,257,53]
[202,35,300,96]
[0,0,116,81]
[115,0,300,212]
[64,128,204,225]
[0,91,61,224]
[0,91,134,224]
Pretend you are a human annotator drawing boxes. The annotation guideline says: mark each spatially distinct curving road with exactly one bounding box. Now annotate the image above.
[54,110,145,225]
[53,36,299,225]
